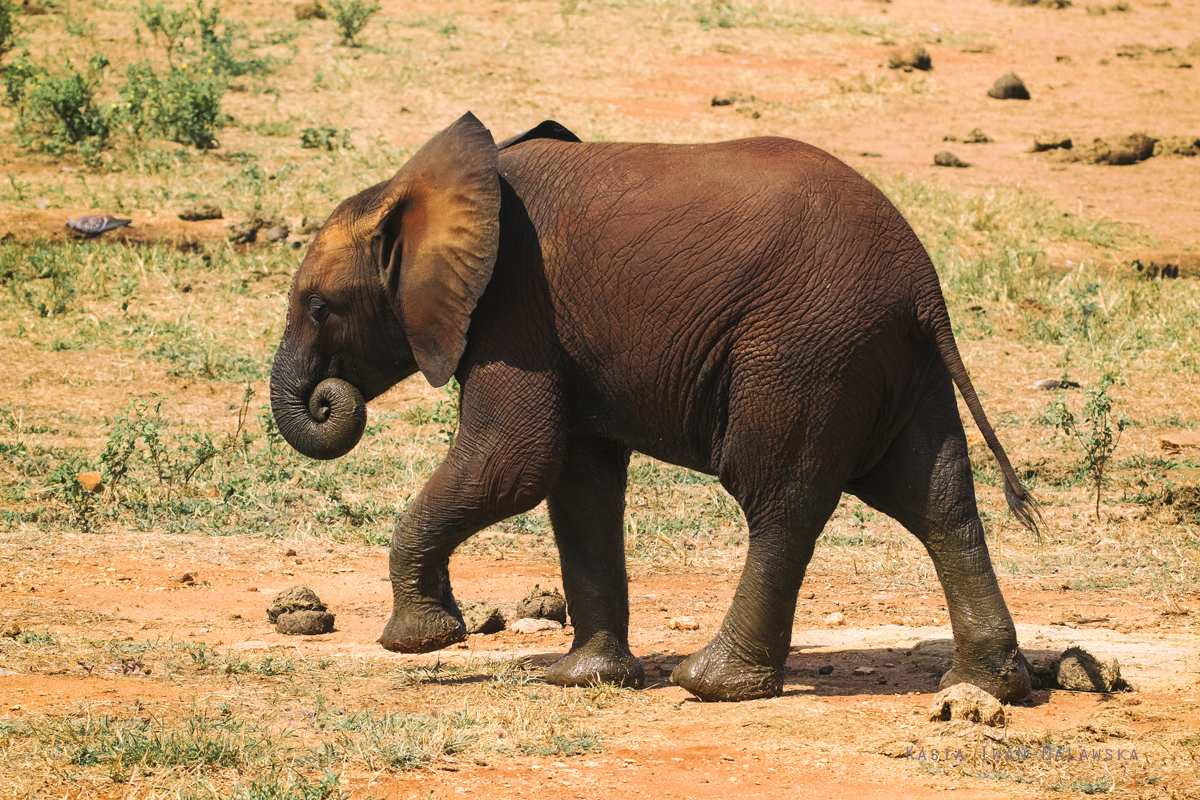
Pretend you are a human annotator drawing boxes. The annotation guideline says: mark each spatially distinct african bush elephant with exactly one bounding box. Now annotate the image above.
[270,112,1040,703]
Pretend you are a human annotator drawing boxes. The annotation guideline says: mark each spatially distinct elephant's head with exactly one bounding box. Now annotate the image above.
[270,113,501,460]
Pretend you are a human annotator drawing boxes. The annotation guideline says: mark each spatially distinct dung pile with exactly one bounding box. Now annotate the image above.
[267,585,335,635]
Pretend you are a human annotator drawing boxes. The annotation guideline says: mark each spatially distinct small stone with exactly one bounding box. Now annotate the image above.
[668,616,700,631]
[853,666,877,675]
[266,584,326,623]
[516,585,567,624]
[987,72,1031,100]
[509,617,562,634]
[171,572,196,584]
[460,600,507,635]
[818,664,834,675]
[275,610,335,635]
[284,548,297,557]
[801,591,816,600]
[934,151,969,167]
[824,612,845,626]
[929,683,1006,726]
[887,44,932,71]
[262,224,290,243]
[1054,645,1130,692]
[963,127,992,144]
[177,203,223,221]
[76,471,104,494]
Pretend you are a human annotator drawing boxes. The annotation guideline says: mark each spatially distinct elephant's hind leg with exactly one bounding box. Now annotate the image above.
[848,376,1031,703]
[545,436,644,689]
[671,482,841,701]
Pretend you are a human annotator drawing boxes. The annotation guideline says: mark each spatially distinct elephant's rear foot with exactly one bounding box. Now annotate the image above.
[670,632,783,702]
[379,602,466,653]
[546,631,644,688]
[939,645,1032,703]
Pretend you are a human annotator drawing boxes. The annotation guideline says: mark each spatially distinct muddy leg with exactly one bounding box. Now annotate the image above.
[848,377,1030,702]
[544,436,643,688]
[671,484,839,701]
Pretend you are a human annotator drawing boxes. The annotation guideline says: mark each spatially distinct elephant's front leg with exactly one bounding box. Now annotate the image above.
[380,374,566,653]
[544,436,643,688]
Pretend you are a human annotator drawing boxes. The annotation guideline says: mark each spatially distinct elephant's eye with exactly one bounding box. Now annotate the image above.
[307,294,331,327]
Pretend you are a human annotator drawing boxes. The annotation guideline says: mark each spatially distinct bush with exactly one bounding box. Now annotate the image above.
[120,62,225,149]
[4,53,112,164]
[299,126,352,151]
[326,0,380,46]
[0,0,18,61]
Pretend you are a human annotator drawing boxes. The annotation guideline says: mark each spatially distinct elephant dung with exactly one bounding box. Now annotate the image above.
[1,621,20,638]
[1031,132,1073,152]
[294,0,326,19]
[987,72,1031,100]
[1053,646,1130,692]
[929,683,1006,726]
[1056,134,1157,166]
[934,151,969,168]
[1153,136,1200,158]
[669,616,700,631]
[515,585,567,624]
[460,599,507,635]
[177,203,223,221]
[275,610,335,635]
[887,44,932,71]
[266,584,327,623]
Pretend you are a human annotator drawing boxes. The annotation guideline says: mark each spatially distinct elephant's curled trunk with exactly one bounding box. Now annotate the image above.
[271,375,367,461]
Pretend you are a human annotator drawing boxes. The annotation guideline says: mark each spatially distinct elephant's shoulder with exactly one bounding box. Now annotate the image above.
[496,121,582,151]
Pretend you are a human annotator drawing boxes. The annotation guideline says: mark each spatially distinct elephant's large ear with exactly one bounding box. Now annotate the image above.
[375,112,500,388]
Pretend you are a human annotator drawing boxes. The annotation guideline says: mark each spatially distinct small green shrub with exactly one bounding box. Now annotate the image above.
[4,52,112,163]
[119,62,226,149]
[299,126,352,151]
[1046,373,1130,519]
[326,0,380,46]
[0,0,19,61]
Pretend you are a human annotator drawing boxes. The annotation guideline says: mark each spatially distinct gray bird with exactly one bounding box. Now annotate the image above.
[66,214,132,237]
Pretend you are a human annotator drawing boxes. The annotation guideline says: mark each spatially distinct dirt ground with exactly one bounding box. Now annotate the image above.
[3,0,1200,798]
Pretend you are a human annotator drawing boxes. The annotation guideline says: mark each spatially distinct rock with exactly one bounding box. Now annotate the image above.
[1054,645,1130,692]
[987,73,1030,100]
[1031,378,1081,390]
[853,666,876,675]
[262,224,290,243]
[294,0,326,19]
[1,621,21,638]
[668,616,700,631]
[178,203,223,221]
[266,584,326,623]
[887,44,932,71]
[460,600,507,635]
[275,610,335,635]
[963,128,992,144]
[284,548,297,557]
[929,683,1006,726]
[171,572,196,584]
[76,471,104,494]
[824,612,845,625]
[1031,132,1073,152]
[934,152,969,167]
[818,664,834,675]
[1153,136,1200,158]
[510,617,562,634]
[515,585,567,624]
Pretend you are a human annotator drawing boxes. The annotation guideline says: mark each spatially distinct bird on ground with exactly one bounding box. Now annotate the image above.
[66,214,132,237]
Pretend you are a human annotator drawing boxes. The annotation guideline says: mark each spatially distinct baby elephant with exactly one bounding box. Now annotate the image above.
[270,113,1040,702]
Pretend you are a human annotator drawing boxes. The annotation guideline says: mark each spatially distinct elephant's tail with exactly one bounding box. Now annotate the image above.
[926,301,1044,540]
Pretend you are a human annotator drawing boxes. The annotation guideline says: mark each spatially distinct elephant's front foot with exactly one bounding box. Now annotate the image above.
[379,601,466,653]
[670,632,782,702]
[939,645,1032,703]
[545,631,644,688]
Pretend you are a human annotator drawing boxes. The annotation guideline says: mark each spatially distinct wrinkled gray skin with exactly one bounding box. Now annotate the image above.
[270,113,1041,702]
